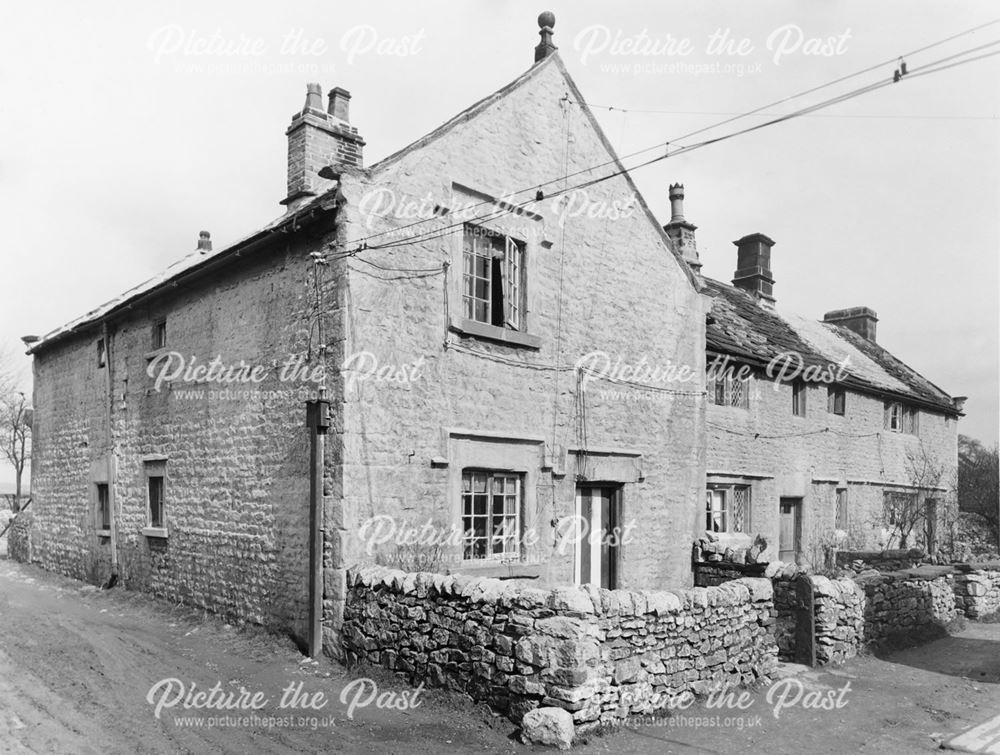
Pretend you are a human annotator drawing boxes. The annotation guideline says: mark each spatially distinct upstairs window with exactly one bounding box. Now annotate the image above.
[707,366,751,409]
[884,401,919,434]
[706,484,751,534]
[461,470,521,560]
[827,386,846,416]
[792,381,807,417]
[462,225,525,331]
[97,338,107,368]
[152,319,167,350]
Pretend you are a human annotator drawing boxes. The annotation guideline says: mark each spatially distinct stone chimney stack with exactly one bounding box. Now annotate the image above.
[663,183,700,273]
[823,307,878,342]
[282,83,365,211]
[534,12,557,62]
[196,231,212,253]
[732,233,776,304]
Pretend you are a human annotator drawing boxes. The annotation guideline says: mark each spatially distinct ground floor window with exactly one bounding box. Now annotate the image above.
[96,483,110,531]
[835,488,849,529]
[144,459,167,532]
[706,483,751,534]
[461,470,521,560]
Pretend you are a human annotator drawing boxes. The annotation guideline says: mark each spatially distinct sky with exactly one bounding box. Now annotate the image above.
[1,1,997,486]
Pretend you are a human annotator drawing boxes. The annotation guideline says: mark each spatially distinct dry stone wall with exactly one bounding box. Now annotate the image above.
[858,572,958,644]
[8,512,32,564]
[810,576,865,665]
[953,567,1000,618]
[342,566,778,731]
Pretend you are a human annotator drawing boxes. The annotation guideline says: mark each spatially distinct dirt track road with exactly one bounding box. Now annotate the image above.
[2,553,1000,754]
[0,557,517,754]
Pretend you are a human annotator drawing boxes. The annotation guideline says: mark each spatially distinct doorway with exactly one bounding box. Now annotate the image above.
[779,497,802,563]
[574,486,621,589]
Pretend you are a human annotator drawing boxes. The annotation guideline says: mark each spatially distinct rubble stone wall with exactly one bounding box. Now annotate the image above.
[859,572,958,643]
[8,512,32,563]
[771,577,799,661]
[342,566,777,731]
[810,576,865,665]
[953,568,1000,618]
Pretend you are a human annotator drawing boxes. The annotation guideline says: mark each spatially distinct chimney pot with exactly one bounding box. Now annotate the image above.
[282,83,365,210]
[535,11,557,62]
[197,230,212,253]
[304,83,324,113]
[668,183,685,222]
[823,307,878,342]
[328,87,351,122]
[732,233,776,304]
[663,182,700,273]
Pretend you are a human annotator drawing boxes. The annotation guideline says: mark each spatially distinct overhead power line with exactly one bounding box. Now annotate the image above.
[326,31,1000,260]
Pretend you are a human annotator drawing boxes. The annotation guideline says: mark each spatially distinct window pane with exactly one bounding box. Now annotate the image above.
[733,486,749,533]
[730,377,743,408]
[475,254,490,278]
[148,476,164,528]
[471,474,486,493]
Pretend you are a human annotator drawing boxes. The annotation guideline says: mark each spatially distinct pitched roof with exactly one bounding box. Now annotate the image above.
[27,193,337,354]
[30,51,699,355]
[368,52,700,291]
[703,277,958,414]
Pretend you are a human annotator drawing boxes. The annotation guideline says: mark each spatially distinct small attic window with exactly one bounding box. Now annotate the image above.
[827,386,845,415]
[97,338,106,368]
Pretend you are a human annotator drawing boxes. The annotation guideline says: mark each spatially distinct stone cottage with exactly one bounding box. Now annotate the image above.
[661,186,963,567]
[22,17,706,651]
[19,14,962,655]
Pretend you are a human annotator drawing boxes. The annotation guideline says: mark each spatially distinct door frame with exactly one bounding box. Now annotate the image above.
[778,497,803,563]
[573,484,623,589]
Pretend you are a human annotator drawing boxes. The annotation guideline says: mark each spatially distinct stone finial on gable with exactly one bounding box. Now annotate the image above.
[535,11,557,62]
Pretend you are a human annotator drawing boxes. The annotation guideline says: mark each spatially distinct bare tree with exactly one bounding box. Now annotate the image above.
[0,349,31,512]
[959,434,999,547]
[881,440,955,554]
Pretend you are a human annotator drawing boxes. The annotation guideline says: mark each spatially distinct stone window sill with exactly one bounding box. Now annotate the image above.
[96,529,111,539]
[142,527,168,539]
[453,561,542,580]
[448,317,541,350]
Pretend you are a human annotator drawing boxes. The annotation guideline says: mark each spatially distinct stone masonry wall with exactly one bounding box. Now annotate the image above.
[342,565,777,733]
[859,572,957,645]
[771,577,798,661]
[8,512,32,563]
[331,56,706,598]
[28,227,341,644]
[953,568,1000,618]
[810,576,865,665]
[706,355,958,566]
